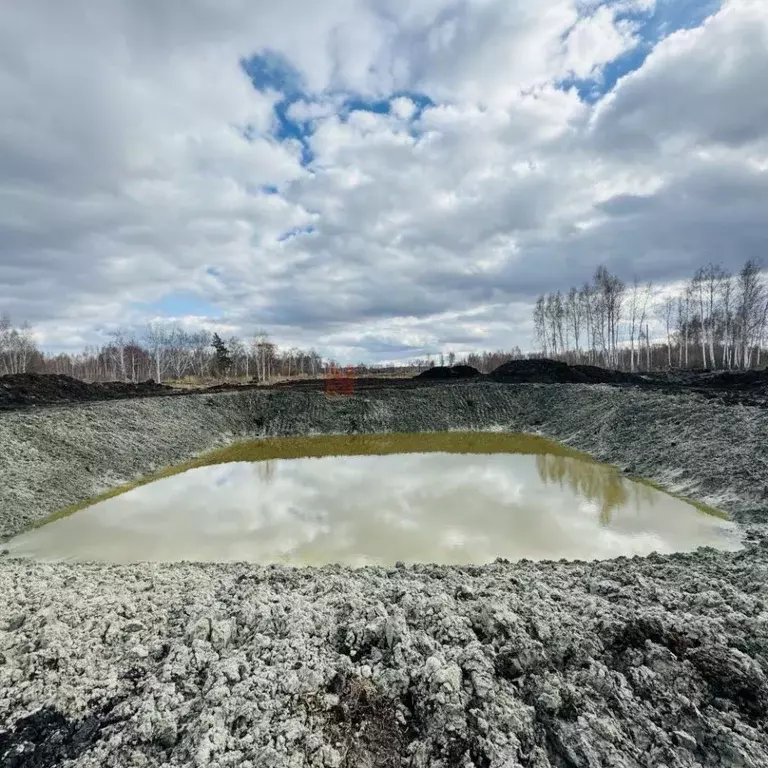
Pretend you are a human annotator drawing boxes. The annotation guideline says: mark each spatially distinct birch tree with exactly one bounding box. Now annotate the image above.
[566,287,582,358]
[736,260,764,369]
[661,297,675,368]
[534,296,547,356]
[593,266,624,368]
[721,271,733,369]
[144,322,169,383]
[579,284,595,364]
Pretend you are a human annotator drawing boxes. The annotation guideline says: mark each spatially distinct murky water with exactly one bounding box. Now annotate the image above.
[5,433,742,565]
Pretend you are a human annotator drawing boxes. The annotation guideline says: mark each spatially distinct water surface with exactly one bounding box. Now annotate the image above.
[6,434,742,565]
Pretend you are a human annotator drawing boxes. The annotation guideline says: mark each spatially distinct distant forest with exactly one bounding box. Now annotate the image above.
[2,258,766,383]
[0,317,526,384]
[533,259,768,372]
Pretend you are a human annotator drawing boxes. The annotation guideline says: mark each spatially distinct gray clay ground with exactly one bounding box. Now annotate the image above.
[1,383,768,767]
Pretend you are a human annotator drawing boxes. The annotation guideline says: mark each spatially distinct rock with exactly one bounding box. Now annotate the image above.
[186,617,211,643]
[674,730,697,750]
[455,584,476,600]
[211,619,234,651]
[4,613,26,631]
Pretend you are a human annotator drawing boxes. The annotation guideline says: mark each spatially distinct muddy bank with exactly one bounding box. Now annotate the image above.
[1,383,768,767]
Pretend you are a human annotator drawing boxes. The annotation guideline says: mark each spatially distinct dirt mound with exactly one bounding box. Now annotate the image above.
[415,365,482,380]
[571,364,644,384]
[488,359,644,385]
[0,374,173,409]
[693,369,768,391]
[489,359,589,384]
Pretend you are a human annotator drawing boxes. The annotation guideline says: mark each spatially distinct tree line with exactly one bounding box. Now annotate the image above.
[0,320,333,384]
[533,259,768,371]
[0,318,449,383]
[5,256,766,385]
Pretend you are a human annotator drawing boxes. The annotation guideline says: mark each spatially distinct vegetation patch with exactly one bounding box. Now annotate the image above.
[319,673,415,768]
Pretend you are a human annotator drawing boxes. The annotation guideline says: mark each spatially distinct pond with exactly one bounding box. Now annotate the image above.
[4,432,743,566]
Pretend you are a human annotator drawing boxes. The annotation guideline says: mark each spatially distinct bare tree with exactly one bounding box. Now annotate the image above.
[661,297,675,369]
[0,313,11,375]
[702,264,726,368]
[533,296,547,356]
[721,271,733,369]
[190,331,213,377]
[593,266,624,368]
[107,328,131,381]
[554,292,566,356]
[253,331,275,383]
[627,279,641,372]
[736,259,764,369]
[228,336,245,378]
[692,268,708,368]
[144,322,169,383]
[579,284,595,364]
[677,288,692,368]
[565,287,582,359]
[0,317,38,374]
[166,326,194,381]
[636,282,653,371]
[545,294,559,356]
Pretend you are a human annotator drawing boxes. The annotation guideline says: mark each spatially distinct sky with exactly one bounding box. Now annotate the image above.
[0,0,766,363]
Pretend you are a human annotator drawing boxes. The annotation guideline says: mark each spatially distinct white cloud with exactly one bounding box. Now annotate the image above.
[390,97,417,120]
[0,0,766,363]
[561,5,640,79]
[590,0,768,153]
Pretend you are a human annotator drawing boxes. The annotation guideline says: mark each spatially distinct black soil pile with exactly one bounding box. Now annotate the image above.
[684,368,768,391]
[488,359,643,385]
[415,365,481,380]
[3,361,768,411]
[265,377,430,393]
[0,374,174,409]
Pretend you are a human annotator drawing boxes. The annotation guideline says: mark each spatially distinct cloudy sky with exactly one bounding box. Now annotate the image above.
[1,0,766,363]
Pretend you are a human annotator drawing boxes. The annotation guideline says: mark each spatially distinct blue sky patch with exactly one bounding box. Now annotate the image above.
[560,0,722,103]
[240,52,315,166]
[278,226,317,243]
[338,90,435,122]
[241,50,437,163]
[240,50,304,97]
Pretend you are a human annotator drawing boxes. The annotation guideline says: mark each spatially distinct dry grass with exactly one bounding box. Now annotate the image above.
[310,674,412,768]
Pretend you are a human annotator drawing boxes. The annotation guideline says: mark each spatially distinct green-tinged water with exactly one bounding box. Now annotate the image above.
[5,432,742,565]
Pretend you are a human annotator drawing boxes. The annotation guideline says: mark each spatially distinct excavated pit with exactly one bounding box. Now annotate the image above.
[1,382,767,768]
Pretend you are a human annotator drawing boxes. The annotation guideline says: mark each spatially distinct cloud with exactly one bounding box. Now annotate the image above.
[0,0,766,362]
[590,0,768,153]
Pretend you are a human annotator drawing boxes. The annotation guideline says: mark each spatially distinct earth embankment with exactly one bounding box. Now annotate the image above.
[3,360,768,410]
[1,383,767,767]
